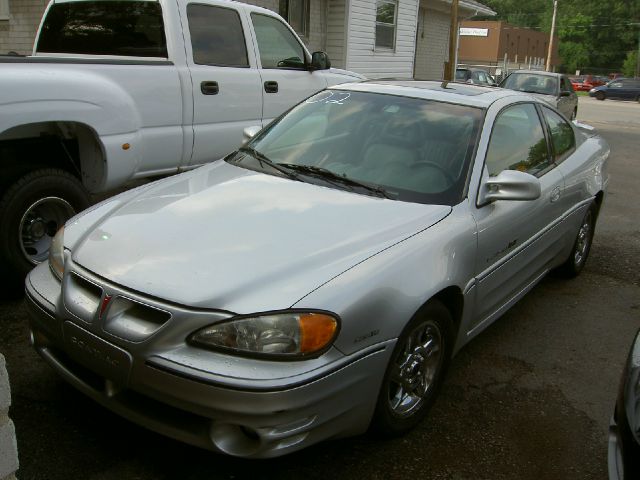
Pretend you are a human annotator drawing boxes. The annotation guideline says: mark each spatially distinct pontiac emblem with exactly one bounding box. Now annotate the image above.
[99,294,113,320]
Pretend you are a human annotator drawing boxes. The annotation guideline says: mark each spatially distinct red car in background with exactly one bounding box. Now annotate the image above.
[570,75,607,91]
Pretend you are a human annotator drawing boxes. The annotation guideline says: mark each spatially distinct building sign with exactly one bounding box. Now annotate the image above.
[460,27,489,37]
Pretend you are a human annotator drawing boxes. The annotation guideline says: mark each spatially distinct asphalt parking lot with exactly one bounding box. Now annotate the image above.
[1,96,639,480]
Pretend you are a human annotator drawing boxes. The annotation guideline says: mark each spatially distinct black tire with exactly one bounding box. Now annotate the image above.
[0,168,90,296]
[595,91,605,101]
[557,204,596,278]
[371,300,452,436]
[571,107,577,120]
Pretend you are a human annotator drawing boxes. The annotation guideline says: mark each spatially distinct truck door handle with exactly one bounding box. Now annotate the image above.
[264,81,278,93]
[201,81,219,95]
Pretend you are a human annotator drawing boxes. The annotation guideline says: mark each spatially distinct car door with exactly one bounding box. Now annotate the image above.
[183,2,263,167]
[471,103,566,329]
[248,12,328,125]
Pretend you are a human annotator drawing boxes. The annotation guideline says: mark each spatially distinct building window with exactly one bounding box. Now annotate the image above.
[375,0,397,49]
[0,0,9,20]
[279,0,309,38]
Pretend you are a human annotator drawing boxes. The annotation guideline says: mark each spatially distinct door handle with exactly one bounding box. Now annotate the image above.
[264,81,279,93]
[201,81,219,95]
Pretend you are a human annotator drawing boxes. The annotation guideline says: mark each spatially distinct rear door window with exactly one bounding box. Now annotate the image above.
[187,4,249,67]
[37,1,167,57]
[541,106,576,163]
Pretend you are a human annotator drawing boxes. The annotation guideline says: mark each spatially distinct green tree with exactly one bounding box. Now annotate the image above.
[476,0,640,74]
[622,50,638,76]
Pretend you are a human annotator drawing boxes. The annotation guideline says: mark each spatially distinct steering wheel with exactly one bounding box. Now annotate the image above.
[412,160,456,185]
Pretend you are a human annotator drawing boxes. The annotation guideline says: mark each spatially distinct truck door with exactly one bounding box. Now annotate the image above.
[184,3,263,166]
[248,12,327,125]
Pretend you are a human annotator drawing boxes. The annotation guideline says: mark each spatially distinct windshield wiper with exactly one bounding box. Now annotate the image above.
[277,163,391,198]
[237,146,299,180]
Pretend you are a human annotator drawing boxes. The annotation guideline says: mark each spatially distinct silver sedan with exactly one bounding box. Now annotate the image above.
[26,80,610,458]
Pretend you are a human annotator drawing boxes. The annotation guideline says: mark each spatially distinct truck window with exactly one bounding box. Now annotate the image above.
[187,4,249,67]
[250,13,306,69]
[37,1,167,57]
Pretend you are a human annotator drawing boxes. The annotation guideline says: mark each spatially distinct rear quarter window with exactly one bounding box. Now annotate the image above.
[37,1,167,57]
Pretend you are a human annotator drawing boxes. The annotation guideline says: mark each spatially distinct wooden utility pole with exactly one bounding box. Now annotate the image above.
[445,0,459,80]
[546,0,558,72]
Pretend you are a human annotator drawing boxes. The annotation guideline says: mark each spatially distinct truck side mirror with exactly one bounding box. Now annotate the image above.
[310,51,331,71]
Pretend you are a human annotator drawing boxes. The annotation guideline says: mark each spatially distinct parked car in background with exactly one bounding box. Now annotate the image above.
[0,0,363,294]
[589,78,640,101]
[455,67,497,86]
[608,328,640,480]
[500,70,578,120]
[570,76,592,92]
[570,75,606,92]
[26,80,609,458]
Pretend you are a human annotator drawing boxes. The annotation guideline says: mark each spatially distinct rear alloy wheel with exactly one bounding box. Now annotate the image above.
[595,91,605,101]
[371,301,452,436]
[557,204,596,278]
[0,168,90,296]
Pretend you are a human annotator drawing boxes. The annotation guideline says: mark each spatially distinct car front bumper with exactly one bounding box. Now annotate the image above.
[26,263,394,458]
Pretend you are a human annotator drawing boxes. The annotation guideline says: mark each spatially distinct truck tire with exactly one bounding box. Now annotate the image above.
[0,168,90,296]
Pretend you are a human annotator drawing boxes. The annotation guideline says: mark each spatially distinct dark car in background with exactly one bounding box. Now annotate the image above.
[608,329,640,480]
[455,67,497,86]
[590,78,640,101]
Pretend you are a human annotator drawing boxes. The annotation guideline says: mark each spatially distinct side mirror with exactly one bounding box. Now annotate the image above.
[242,126,262,143]
[478,170,541,205]
[310,51,331,71]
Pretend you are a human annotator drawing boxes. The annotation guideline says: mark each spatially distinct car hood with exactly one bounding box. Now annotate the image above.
[68,162,451,313]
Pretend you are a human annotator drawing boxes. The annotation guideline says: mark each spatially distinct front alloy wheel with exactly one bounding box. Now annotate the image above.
[388,320,443,417]
[372,301,451,436]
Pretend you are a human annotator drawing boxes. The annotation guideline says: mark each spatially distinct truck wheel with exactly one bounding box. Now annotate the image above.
[0,168,90,296]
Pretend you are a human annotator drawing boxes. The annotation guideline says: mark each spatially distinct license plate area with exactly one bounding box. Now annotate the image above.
[63,321,132,385]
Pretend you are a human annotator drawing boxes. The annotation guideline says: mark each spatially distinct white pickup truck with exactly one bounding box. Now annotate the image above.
[0,0,363,292]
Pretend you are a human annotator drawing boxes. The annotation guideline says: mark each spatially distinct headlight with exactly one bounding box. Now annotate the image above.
[189,311,339,359]
[624,330,640,443]
[49,227,65,280]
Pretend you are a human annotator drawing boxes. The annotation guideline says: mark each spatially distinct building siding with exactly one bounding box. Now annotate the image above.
[345,0,420,79]
[325,0,346,68]
[0,0,46,55]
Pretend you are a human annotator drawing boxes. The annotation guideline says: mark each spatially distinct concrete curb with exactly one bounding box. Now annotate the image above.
[0,354,18,480]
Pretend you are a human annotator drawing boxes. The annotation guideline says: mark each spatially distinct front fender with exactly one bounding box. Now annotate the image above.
[293,203,477,356]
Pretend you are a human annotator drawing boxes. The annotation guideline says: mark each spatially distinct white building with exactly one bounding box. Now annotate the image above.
[0,0,494,79]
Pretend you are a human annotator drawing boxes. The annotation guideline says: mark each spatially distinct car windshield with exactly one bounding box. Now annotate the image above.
[502,73,558,95]
[228,90,483,205]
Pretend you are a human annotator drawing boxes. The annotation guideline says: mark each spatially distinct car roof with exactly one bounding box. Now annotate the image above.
[329,80,532,109]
